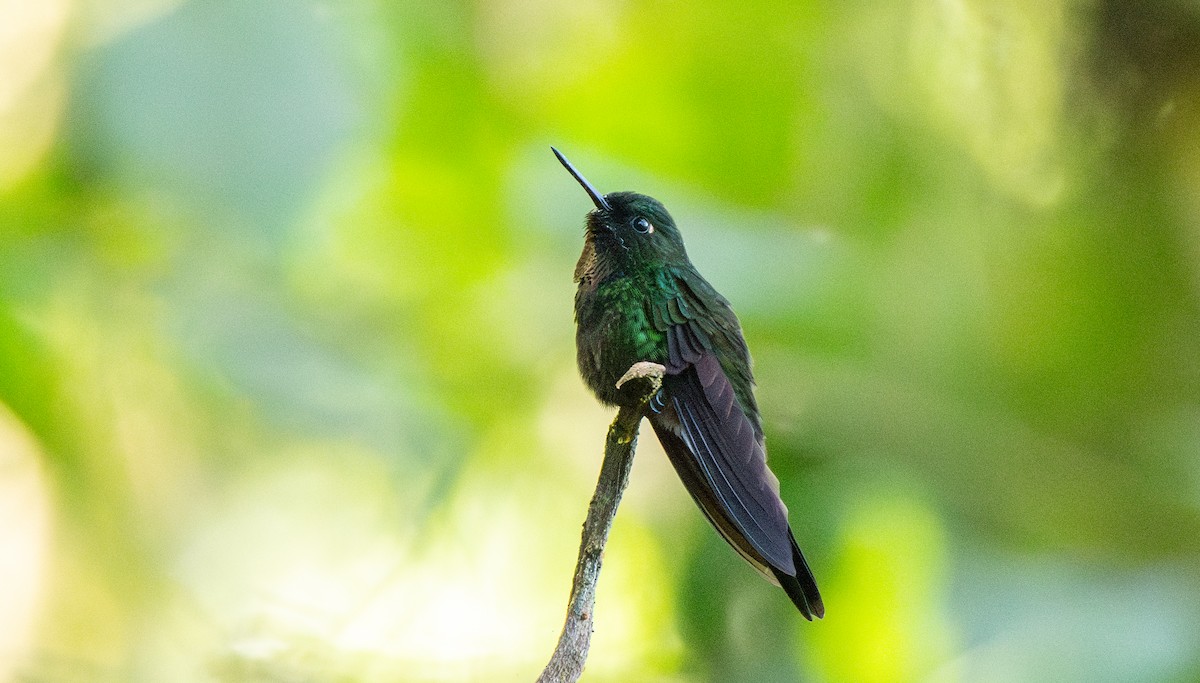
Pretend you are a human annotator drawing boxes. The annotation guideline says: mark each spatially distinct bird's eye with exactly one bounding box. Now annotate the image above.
[633,217,654,234]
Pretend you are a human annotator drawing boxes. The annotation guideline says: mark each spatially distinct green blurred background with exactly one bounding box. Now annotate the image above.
[2,0,1200,681]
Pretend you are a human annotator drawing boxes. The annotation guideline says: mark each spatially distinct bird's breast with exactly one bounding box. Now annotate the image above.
[575,278,667,406]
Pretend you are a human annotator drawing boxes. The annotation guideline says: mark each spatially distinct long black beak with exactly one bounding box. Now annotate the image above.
[552,147,611,212]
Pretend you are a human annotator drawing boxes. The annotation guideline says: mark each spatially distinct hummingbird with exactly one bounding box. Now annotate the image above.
[553,147,824,619]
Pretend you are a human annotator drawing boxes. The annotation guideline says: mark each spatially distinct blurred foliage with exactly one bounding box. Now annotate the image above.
[2,0,1200,681]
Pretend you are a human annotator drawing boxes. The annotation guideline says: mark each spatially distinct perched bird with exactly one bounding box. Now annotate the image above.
[554,147,824,619]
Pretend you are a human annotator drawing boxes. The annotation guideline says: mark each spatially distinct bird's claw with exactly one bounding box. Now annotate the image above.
[615,361,666,390]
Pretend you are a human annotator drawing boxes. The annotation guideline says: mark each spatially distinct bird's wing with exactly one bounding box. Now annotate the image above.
[656,352,793,571]
[649,356,823,619]
[656,268,762,431]
[645,271,823,618]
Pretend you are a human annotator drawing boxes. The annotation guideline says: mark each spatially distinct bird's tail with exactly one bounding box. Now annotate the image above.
[771,536,824,620]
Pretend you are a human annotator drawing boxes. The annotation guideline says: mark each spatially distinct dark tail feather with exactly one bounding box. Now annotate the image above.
[771,537,824,620]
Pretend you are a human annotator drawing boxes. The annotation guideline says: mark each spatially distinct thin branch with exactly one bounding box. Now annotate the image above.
[537,362,666,683]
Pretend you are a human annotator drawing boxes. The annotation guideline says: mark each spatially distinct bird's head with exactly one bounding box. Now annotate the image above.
[553,147,688,276]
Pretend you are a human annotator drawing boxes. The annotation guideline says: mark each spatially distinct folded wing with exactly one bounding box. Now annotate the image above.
[646,271,823,618]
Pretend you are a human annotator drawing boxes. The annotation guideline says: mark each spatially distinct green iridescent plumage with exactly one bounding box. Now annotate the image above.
[555,148,823,619]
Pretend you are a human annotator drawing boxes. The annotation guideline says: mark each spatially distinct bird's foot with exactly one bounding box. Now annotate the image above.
[615,361,666,390]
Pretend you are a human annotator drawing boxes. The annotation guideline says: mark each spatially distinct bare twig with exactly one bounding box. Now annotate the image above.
[537,362,666,683]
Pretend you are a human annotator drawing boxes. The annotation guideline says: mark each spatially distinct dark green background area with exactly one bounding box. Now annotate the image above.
[2,1,1199,681]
